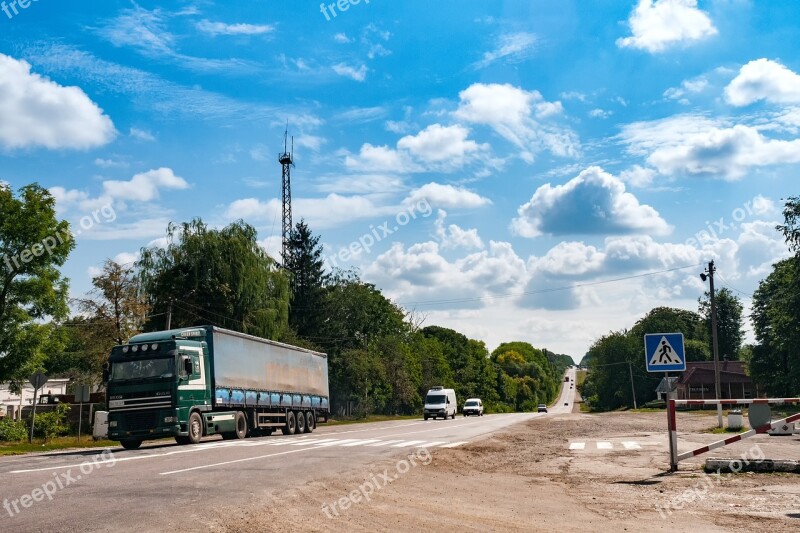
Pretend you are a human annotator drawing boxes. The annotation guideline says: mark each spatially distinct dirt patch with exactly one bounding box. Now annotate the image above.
[214,411,800,532]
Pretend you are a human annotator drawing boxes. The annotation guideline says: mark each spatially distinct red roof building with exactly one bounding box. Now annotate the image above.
[675,360,756,400]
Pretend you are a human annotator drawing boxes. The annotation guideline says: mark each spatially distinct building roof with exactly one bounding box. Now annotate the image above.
[676,361,752,386]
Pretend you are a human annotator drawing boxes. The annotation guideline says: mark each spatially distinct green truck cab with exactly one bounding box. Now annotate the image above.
[106,326,329,450]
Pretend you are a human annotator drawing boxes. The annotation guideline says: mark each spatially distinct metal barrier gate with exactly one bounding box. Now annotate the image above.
[668,398,800,472]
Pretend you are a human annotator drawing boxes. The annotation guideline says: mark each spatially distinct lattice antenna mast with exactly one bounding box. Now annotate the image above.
[279,124,294,265]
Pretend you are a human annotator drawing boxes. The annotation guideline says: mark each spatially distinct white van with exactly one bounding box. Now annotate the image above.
[423,386,457,420]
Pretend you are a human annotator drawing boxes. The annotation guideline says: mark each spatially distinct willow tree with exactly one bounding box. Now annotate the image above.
[138,219,289,339]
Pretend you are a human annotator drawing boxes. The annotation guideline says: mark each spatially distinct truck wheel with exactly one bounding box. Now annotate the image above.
[233,411,247,439]
[296,410,306,434]
[175,436,190,445]
[188,412,203,444]
[305,411,315,433]
[424,415,428,420]
[121,439,142,450]
[282,411,296,435]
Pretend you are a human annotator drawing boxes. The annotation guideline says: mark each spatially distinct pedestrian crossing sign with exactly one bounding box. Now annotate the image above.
[644,333,686,372]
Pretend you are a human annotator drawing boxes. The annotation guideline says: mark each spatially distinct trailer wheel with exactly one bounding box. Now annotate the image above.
[296,410,306,434]
[234,411,247,439]
[282,411,296,435]
[188,412,203,444]
[120,439,142,450]
[305,411,315,433]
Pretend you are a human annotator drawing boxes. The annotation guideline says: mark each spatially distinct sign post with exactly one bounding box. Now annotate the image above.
[75,385,91,443]
[645,334,685,472]
[28,372,48,444]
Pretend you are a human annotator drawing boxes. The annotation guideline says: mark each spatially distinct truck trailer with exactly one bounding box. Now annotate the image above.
[105,326,329,450]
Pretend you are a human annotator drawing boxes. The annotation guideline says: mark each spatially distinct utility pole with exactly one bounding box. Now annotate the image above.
[166,300,173,330]
[702,260,723,428]
[628,362,637,410]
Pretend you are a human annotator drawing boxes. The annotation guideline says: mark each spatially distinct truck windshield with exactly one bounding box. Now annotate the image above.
[426,394,446,404]
[111,358,174,381]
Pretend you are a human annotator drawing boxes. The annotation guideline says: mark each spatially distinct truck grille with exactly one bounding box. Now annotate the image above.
[123,410,159,431]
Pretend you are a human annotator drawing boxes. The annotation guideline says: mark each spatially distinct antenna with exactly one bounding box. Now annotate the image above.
[279,123,294,265]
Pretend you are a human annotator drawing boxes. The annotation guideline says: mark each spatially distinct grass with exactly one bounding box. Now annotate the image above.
[323,414,422,426]
[708,425,748,434]
[0,436,121,456]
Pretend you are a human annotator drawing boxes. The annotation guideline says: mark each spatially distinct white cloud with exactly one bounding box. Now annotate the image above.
[619,165,658,188]
[102,168,190,202]
[406,183,492,210]
[434,210,484,250]
[396,124,486,166]
[454,83,579,162]
[332,63,368,82]
[617,0,718,53]
[95,158,128,169]
[130,127,155,141]
[345,144,420,173]
[0,53,116,150]
[724,59,800,107]
[334,33,351,44]
[511,166,671,238]
[589,108,612,119]
[664,76,709,101]
[474,32,537,69]
[196,20,274,36]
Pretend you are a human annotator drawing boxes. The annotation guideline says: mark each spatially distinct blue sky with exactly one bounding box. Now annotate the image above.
[1,0,799,359]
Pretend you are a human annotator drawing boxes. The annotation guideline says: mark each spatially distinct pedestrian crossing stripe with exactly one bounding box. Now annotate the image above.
[568,440,652,450]
[229,438,471,449]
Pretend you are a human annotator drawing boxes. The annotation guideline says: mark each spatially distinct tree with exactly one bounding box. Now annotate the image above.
[698,288,744,361]
[138,219,289,339]
[776,196,800,253]
[0,184,74,383]
[285,220,328,338]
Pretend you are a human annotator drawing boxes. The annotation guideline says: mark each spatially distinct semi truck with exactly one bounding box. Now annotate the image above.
[105,326,329,450]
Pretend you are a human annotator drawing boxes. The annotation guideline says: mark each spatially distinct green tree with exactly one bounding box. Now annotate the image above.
[138,219,289,339]
[285,220,328,338]
[776,196,800,252]
[0,184,74,383]
[699,288,744,360]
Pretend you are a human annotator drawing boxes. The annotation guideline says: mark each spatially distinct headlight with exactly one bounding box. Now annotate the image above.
[109,421,118,428]
[163,416,177,424]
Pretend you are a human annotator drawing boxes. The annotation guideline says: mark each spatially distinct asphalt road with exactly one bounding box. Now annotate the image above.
[0,369,576,532]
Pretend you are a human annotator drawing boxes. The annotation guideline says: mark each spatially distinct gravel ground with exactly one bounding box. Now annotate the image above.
[214,409,800,532]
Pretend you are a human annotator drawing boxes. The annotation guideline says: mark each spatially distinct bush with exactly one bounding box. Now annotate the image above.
[32,404,71,442]
[0,418,29,442]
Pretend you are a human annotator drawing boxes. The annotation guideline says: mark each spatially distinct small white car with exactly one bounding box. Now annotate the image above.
[463,398,484,417]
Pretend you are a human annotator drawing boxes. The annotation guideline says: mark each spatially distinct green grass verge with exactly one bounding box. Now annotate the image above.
[324,414,422,426]
[708,425,748,434]
[0,437,121,456]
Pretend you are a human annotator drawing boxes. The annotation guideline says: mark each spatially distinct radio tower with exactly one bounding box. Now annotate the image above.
[279,125,294,265]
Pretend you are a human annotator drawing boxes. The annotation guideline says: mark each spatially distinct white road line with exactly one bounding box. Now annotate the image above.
[596,441,613,450]
[160,446,318,475]
[391,440,427,447]
[622,441,641,450]
[339,439,382,447]
[288,439,331,446]
[312,439,360,447]
[569,442,586,450]
[417,441,446,447]
[438,441,468,448]
[365,440,404,447]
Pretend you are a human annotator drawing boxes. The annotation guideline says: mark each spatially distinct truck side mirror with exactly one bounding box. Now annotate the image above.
[102,362,110,384]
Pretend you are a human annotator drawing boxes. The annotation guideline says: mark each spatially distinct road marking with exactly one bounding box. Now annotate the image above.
[289,439,335,446]
[622,441,641,450]
[438,441,468,448]
[365,440,404,447]
[160,446,319,475]
[339,439,382,447]
[596,441,613,450]
[417,441,446,447]
[312,438,360,447]
[391,440,427,447]
[569,442,586,450]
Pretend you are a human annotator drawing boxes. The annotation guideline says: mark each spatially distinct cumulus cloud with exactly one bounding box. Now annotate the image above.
[0,53,116,150]
[454,83,578,162]
[617,0,717,53]
[406,183,492,210]
[511,167,671,238]
[434,210,484,250]
[725,59,800,107]
[102,168,189,201]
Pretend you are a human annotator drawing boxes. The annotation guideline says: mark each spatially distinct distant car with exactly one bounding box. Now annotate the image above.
[537,404,548,413]
[463,398,484,417]
[564,402,569,406]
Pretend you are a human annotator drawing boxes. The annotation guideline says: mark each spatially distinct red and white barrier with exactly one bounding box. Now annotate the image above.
[667,398,800,471]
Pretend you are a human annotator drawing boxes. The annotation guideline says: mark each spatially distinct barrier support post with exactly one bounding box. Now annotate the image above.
[668,398,678,472]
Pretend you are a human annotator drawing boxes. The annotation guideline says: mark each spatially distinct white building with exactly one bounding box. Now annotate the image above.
[0,379,70,419]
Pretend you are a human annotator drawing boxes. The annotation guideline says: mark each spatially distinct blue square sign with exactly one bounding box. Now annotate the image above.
[644,333,686,372]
